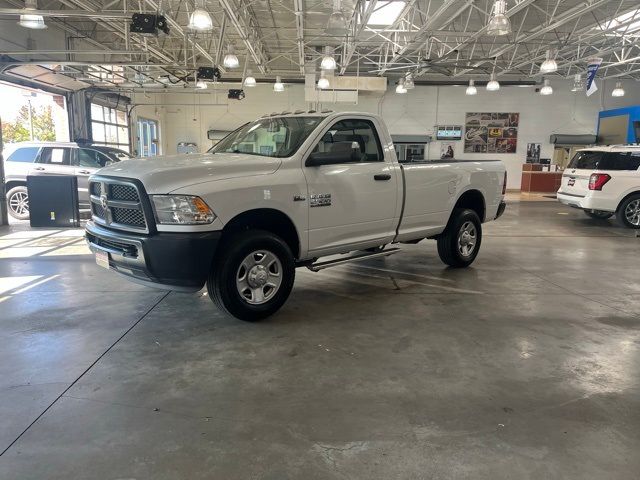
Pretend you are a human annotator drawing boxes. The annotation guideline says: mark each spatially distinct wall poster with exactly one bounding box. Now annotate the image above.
[464,112,519,154]
[526,143,541,163]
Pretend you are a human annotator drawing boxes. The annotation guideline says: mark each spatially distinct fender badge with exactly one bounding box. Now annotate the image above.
[293,195,306,202]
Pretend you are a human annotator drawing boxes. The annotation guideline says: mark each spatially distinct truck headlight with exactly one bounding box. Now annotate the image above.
[150,195,215,225]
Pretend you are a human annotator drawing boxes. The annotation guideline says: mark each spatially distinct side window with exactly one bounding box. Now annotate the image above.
[312,119,384,163]
[600,152,640,171]
[78,148,110,168]
[40,148,72,166]
[6,147,40,163]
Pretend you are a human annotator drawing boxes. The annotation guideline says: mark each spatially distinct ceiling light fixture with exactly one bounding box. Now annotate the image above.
[18,0,46,29]
[244,70,256,87]
[188,0,213,31]
[326,0,348,36]
[540,79,553,95]
[612,81,625,97]
[487,0,511,36]
[404,73,415,89]
[486,74,500,91]
[571,73,584,92]
[395,78,407,94]
[317,70,330,89]
[223,45,239,69]
[466,79,477,95]
[320,46,337,70]
[274,76,284,92]
[540,49,558,74]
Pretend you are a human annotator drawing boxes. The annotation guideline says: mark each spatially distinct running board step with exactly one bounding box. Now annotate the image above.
[306,248,401,272]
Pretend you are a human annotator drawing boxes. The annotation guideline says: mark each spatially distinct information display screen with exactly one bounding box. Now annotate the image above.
[436,126,462,140]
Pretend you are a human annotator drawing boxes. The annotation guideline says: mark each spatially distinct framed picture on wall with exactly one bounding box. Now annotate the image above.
[465,112,519,153]
[526,143,541,163]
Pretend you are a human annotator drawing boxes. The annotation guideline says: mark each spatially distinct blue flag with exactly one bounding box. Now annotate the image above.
[586,57,602,96]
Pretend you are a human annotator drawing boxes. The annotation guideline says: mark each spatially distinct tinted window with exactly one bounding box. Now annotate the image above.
[78,148,113,168]
[568,151,604,170]
[39,147,72,165]
[312,119,384,162]
[598,152,640,171]
[7,147,40,163]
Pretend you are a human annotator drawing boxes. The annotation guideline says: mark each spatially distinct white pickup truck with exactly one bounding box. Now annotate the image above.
[86,111,506,320]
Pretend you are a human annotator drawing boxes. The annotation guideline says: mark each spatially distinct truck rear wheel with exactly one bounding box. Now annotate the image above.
[616,194,640,229]
[437,208,482,268]
[207,230,295,321]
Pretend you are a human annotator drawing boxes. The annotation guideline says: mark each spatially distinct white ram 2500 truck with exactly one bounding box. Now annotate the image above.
[86,112,507,320]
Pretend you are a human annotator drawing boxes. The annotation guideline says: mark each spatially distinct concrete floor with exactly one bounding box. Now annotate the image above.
[1,199,639,479]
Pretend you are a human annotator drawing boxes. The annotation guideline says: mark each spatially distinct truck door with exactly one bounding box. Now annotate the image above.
[303,117,399,255]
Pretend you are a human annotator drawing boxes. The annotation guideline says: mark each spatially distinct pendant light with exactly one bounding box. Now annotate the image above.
[487,0,511,36]
[188,0,213,31]
[317,71,330,89]
[244,70,256,87]
[19,0,46,29]
[326,0,347,36]
[540,79,553,95]
[395,78,407,94]
[320,46,337,70]
[273,76,284,92]
[465,79,477,95]
[223,45,239,69]
[540,49,558,74]
[486,74,500,91]
[611,82,625,97]
[570,74,584,92]
[404,74,415,89]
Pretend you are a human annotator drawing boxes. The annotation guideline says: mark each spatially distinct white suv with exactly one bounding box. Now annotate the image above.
[557,145,640,228]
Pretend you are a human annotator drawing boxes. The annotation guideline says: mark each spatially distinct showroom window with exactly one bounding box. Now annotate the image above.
[136,118,159,157]
[91,103,130,152]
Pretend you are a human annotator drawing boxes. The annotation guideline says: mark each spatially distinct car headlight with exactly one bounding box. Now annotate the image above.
[150,195,216,225]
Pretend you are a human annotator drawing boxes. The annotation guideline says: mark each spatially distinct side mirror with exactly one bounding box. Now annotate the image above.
[306,141,361,167]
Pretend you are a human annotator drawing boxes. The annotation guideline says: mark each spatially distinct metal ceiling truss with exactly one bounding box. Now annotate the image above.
[2,0,640,90]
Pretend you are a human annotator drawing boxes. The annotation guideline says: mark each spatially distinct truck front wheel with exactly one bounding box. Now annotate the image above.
[437,208,482,268]
[207,230,296,321]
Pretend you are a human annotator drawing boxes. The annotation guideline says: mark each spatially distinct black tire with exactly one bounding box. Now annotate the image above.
[616,194,640,229]
[583,209,613,220]
[437,208,482,268]
[6,186,30,220]
[207,230,295,321]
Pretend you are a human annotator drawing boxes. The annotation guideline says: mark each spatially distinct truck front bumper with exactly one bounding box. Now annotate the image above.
[85,221,221,292]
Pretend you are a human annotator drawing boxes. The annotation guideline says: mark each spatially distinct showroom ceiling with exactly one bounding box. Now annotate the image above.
[0,0,639,89]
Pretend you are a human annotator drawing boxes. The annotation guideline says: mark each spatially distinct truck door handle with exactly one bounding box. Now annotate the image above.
[33,166,45,171]
[78,170,91,174]
[374,174,391,181]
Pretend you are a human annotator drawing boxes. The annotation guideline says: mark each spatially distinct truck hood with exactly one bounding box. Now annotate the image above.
[96,152,281,194]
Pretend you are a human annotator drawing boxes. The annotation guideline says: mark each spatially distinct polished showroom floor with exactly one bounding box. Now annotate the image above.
[1,199,639,479]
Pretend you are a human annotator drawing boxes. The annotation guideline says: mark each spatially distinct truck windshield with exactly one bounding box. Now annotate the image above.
[210,116,322,158]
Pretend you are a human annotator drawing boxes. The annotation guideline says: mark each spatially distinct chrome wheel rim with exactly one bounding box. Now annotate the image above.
[236,250,283,305]
[9,191,29,216]
[457,221,477,258]
[624,199,640,226]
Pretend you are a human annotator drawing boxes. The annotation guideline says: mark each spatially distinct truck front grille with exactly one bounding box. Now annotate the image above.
[111,207,146,227]
[110,184,139,202]
[89,178,149,233]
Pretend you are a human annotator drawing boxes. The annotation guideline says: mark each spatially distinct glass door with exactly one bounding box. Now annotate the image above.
[136,118,159,157]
